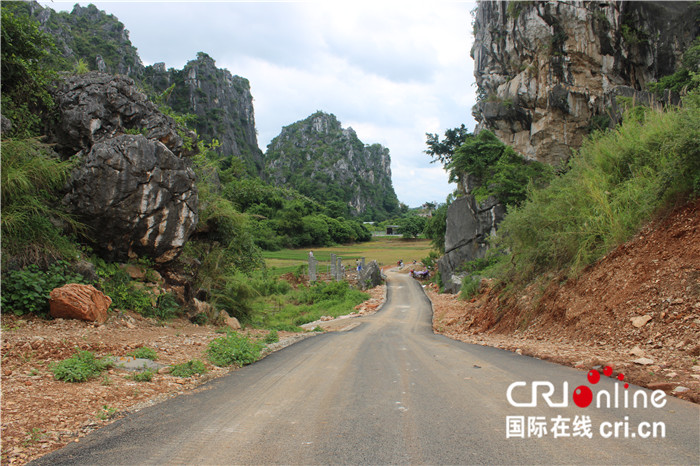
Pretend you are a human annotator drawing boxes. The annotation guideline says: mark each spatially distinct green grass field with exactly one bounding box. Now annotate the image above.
[263,236,433,276]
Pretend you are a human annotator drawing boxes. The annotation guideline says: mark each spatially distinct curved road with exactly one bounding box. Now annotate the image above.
[33,272,699,464]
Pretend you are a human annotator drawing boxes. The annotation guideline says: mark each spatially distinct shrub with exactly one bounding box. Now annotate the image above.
[170,359,208,377]
[496,91,700,284]
[264,330,279,344]
[206,332,264,367]
[1,261,86,316]
[52,350,112,383]
[127,347,158,360]
[128,369,154,382]
[459,276,481,300]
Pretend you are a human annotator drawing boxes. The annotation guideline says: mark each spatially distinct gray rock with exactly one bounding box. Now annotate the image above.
[108,356,165,372]
[438,195,506,293]
[50,72,190,158]
[358,260,383,290]
[64,134,198,263]
[471,1,698,164]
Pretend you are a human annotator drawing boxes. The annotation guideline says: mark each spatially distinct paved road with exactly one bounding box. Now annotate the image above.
[33,272,700,464]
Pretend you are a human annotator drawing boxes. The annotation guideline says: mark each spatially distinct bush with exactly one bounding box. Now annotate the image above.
[52,350,112,383]
[264,329,279,344]
[459,276,481,300]
[128,369,154,382]
[1,139,84,266]
[170,359,208,377]
[206,332,264,367]
[127,347,158,360]
[1,261,86,316]
[97,263,153,314]
[496,91,700,284]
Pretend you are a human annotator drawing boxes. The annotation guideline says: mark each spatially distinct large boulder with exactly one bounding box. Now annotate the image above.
[50,72,190,157]
[438,195,506,293]
[64,134,198,263]
[358,260,383,290]
[49,284,112,323]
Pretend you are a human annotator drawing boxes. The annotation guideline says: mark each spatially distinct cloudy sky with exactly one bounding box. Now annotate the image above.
[41,1,478,207]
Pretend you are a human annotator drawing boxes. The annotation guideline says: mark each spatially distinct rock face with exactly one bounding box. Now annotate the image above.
[51,72,187,157]
[264,112,400,219]
[471,1,698,164]
[438,196,506,294]
[358,260,383,290]
[52,72,199,263]
[49,284,112,323]
[22,1,144,77]
[143,53,264,174]
[64,134,198,263]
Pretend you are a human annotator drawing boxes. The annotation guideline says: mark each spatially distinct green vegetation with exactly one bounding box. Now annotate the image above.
[1,3,58,137]
[264,330,280,344]
[96,405,117,421]
[449,130,553,205]
[647,38,700,95]
[51,350,113,383]
[128,369,155,382]
[127,347,158,360]
[493,91,700,284]
[206,332,264,367]
[1,139,84,267]
[170,359,208,377]
[251,280,368,330]
[1,262,86,316]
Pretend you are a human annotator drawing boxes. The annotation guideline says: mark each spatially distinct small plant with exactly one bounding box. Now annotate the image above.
[96,405,117,420]
[127,347,158,360]
[206,332,264,367]
[23,428,46,446]
[169,359,207,378]
[128,368,155,382]
[264,330,279,344]
[459,276,481,300]
[100,374,113,386]
[51,350,112,383]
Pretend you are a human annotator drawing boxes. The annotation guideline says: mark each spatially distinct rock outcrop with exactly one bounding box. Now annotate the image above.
[22,1,144,77]
[64,134,198,263]
[264,112,400,219]
[438,195,506,294]
[51,72,198,263]
[358,260,384,290]
[51,72,188,158]
[143,53,264,174]
[471,1,699,164]
[49,284,112,323]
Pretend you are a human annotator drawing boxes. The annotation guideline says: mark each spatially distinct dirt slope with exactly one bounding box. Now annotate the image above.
[432,197,700,403]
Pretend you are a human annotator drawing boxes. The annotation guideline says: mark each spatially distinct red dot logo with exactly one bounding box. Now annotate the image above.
[603,366,613,377]
[573,385,593,408]
[587,370,601,384]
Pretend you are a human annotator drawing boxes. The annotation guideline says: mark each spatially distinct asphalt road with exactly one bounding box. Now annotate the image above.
[32,272,700,465]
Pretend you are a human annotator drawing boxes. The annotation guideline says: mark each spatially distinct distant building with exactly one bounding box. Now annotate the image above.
[386,225,401,235]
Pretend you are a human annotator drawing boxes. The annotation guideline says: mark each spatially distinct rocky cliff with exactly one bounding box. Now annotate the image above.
[439,0,698,292]
[143,53,264,175]
[471,0,698,164]
[264,112,399,219]
[20,1,144,77]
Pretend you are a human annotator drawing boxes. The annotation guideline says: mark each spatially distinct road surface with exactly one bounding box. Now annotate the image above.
[32,271,700,464]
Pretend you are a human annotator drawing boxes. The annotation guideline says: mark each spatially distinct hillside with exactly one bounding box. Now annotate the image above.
[431,198,700,404]
[264,111,400,220]
[142,53,265,175]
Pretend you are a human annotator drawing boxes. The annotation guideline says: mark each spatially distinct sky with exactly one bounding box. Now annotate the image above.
[40,1,479,207]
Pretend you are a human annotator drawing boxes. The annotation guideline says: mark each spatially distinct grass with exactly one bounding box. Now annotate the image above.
[169,359,208,377]
[263,237,432,276]
[51,350,113,383]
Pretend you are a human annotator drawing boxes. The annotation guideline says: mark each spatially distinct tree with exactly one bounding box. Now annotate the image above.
[397,216,426,239]
[424,124,470,168]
